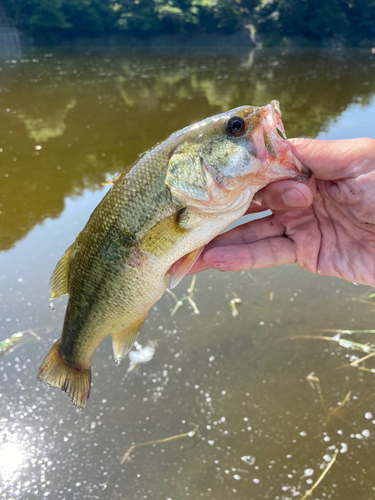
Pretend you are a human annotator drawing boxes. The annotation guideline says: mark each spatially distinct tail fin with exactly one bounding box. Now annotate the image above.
[37,340,91,409]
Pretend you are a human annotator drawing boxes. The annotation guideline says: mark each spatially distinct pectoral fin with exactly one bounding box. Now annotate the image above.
[169,247,204,289]
[49,241,76,299]
[140,210,188,256]
[112,317,146,365]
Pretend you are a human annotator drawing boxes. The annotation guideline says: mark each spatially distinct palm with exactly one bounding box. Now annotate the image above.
[270,175,375,285]
[191,138,375,288]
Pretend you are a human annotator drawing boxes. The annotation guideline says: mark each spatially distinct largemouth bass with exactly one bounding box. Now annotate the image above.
[37,101,311,409]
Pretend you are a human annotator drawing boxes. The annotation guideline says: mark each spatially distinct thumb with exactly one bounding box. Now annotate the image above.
[253,179,313,211]
[287,138,375,180]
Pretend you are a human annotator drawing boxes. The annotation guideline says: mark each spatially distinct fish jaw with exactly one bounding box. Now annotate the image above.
[170,172,261,217]
[166,101,311,217]
[250,101,312,183]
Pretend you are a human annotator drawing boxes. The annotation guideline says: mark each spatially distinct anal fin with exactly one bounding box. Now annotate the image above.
[50,241,76,299]
[170,247,204,289]
[112,317,146,365]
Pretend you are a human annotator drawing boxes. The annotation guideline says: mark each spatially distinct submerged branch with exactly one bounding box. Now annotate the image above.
[306,372,328,414]
[121,423,199,464]
[167,275,200,316]
[299,450,338,500]
[289,335,375,353]
[350,350,375,366]
[0,328,41,358]
[322,391,351,428]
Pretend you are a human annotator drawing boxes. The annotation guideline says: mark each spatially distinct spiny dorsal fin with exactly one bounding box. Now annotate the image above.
[169,246,204,289]
[102,173,122,186]
[49,242,76,300]
[112,317,146,365]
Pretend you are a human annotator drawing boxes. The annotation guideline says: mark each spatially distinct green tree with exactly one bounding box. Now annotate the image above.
[342,0,375,38]
[253,0,349,40]
[115,0,161,32]
[212,0,241,33]
[28,0,69,29]
[2,0,374,42]
[63,0,115,36]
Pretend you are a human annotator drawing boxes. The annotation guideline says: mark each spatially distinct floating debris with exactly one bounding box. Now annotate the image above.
[229,290,242,317]
[241,455,256,466]
[127,341,156,373]
[121,423,199,464]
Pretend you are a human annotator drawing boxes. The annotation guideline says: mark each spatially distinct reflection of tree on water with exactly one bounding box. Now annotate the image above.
[16,100,76,142]
[0,49,374,251]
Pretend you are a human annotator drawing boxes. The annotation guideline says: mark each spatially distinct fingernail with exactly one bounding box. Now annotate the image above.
[281,188,307,208]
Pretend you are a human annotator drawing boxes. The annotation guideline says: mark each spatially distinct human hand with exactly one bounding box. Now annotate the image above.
[191,138,375,287]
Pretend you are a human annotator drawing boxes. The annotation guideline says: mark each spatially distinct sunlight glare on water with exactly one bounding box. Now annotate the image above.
[0,442,26,478]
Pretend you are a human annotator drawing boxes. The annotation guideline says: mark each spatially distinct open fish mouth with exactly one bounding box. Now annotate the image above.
[247,101,312,182]
[276,126,287,140]
[269,100,312,180]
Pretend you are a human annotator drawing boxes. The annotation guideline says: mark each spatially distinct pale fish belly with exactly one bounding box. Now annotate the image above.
[145,185,259,292]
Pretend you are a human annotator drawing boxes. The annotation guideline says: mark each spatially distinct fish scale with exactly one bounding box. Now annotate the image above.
[37,102,311,409]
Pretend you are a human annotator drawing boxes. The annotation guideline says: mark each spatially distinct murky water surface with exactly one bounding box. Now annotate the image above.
[1,47,375,499]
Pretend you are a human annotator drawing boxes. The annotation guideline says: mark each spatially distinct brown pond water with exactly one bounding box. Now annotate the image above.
[1,47,375,500]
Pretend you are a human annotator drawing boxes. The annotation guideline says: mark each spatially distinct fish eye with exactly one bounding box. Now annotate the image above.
[225,116,246,136]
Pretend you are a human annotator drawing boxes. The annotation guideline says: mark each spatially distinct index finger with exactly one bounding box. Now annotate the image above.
[288,138,375,180]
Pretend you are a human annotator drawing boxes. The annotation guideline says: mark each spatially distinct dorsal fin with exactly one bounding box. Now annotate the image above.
[102,173,122,186]
[49,242,76,299]
[112,317,146,365]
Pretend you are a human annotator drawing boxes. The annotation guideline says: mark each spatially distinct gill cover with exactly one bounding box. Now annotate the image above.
[165,110,258,202]
[166,143,209,202]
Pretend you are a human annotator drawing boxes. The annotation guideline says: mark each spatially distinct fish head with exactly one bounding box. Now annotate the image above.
[166,101,311,214]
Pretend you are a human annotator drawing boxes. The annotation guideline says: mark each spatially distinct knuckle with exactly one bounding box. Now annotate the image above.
[239,223,257,244]
[268,238,280,264]
[244,245,256,268]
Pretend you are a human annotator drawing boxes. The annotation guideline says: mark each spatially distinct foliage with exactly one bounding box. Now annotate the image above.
[2,0,375,42]
[253,0,349,40]
[2,0,115,41]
